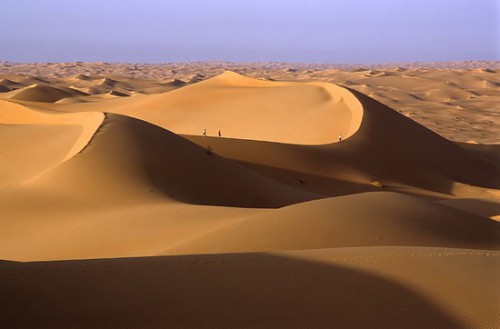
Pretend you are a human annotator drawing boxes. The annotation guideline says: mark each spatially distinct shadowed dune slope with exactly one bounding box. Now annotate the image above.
[23,113,317,207]
[6,84,87,102]
[0,78,23,90]
[0,247,498,329]
[184,133,499,199]
[166,192,499,255]
[344,89,499,191]
[437,198,500,219]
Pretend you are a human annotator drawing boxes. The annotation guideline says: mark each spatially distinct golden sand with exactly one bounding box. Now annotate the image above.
[0,62,498,328]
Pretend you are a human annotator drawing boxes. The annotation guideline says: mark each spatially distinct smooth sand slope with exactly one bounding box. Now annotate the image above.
[0,67,498,328]
[17,113,315,207]
[165,192,499,255]
[23,71,363,144]
[0,100,104,186]
[0,247,498,329]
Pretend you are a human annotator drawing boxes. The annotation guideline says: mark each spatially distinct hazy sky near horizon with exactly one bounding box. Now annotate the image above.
[2,0,498,63]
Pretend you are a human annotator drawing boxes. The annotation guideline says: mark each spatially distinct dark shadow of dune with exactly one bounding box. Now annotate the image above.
[438,198,500,218]
[122,115,318,207]
[13,113,318,208]
[222,161,481,201]
[0,253,464,329]
[228,162,380,197]
[346,89,500,191]
[457,142,500,164]
[185,134,460,196]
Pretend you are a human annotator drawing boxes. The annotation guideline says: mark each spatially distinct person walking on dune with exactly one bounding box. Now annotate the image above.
[203,129,207,137]
[338,133,342,142]
[218,130,222,137]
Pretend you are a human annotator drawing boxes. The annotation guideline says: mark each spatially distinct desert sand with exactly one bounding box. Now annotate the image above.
[0,61,498,328]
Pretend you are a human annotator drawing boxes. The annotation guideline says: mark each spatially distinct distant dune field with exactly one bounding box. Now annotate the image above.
[0,62,498,328]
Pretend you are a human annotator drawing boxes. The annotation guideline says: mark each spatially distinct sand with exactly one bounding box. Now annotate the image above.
[0,62,499,328]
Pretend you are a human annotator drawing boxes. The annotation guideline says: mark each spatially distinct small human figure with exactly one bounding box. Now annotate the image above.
[218,130,221,137]
[338,134,342,142]
[203,129,207,136]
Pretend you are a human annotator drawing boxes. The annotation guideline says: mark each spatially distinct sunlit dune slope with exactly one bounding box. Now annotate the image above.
[0,100,104,186]
[52,71,363,144]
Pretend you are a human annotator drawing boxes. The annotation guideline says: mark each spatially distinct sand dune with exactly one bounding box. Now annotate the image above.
[0,78,23,90]
[0,66,498,328]
[55,97,89,104]
[0,123,83,187]
[165,192,499,255]
[6,83,87,102]
[438,198,500,219]
[44,71,363,144]
[18,113,315,207]
[178,77,497,199]
[62,74,185,96]
[0,100,103,186]
[2,191,496,261]
[0,247,498,328]
[23,71,497,196]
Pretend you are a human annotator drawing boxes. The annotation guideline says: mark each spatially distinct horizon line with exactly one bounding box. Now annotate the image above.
[2,59,499,66]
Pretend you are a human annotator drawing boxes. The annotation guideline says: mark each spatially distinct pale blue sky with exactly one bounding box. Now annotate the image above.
[1,0,498,63]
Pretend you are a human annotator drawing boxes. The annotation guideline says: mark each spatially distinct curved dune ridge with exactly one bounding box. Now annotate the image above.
[6,83,88,102]
[0,100,104,186]
[42,71,364,144]
[0,70,498,328]
[20,113,316,207]
[164,192,499,255]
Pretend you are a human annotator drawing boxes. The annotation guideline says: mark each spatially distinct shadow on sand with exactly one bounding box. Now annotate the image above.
[0,252,463,328]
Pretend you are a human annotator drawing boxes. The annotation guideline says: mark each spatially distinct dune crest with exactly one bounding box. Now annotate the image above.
[49,71,364,144]
[0,100,104,186]
[19,113,316,207]
[6,83,87,102]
